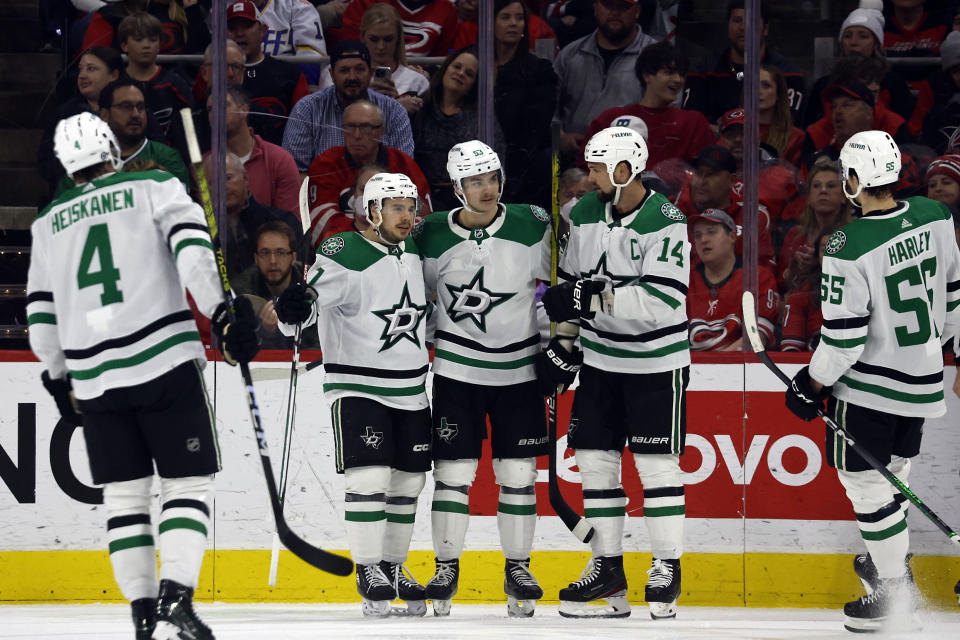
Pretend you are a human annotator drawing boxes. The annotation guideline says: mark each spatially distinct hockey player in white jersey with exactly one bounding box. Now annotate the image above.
[784,130,960,633]
[249,0,327,57]
[540,127,691,620]
[27,112,260,640]
[414,140,552,617]
[274,172,431,617]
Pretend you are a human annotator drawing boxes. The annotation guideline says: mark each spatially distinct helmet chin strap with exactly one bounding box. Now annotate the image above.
[369,205,400,245]
[842,179,863,206]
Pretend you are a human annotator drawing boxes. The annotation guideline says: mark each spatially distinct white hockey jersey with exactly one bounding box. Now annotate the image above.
[810,196,960,418]
[27,171,222,400]
[561,190,691,374]
[280,232,429,410]
[256,0,327,56]
[417,204,552,386]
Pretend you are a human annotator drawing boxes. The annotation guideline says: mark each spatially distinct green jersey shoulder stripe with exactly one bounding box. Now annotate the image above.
[828,198,951,261]
[37,170,176,220]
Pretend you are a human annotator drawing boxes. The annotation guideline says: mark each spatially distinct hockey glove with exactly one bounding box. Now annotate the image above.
[212,297,261,366]
[275,281,316,325]
[41,371,82,425]
[542,279,607,322]
[535,336,583,395]
[785,366,832,421]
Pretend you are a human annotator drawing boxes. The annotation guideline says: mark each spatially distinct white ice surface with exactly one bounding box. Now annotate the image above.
[3,603,959,639]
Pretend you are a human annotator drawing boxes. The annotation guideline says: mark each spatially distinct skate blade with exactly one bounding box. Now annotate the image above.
[390,600,426,617]
[558,595,631,619]
[150,621,181,640]
[431,599,452,617]
[506,595,537,618]
[648,600,677,620]
[361,599,391,617]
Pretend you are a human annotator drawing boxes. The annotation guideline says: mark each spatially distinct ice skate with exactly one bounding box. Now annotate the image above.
[380,561,427,617]
[130,597,156,640]
[843,577,920,633]
[356,563,396,617]
[152,579,213,640]
[424,558,459,616]
[852,553,913,595]
[645,558,681,620]
[504,558,543,618]
[558,556,630,618]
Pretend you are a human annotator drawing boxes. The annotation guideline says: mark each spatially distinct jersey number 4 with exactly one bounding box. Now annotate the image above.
[77,223,124,306]
[885,258,938,347]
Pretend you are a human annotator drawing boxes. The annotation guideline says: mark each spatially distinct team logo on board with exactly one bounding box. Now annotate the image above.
[445,267,515,332]
[824,231,846,255]
[320,236,344,256]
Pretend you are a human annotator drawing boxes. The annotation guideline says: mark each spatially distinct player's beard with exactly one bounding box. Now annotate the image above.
[596,186,615,203]
[379,225,408,245]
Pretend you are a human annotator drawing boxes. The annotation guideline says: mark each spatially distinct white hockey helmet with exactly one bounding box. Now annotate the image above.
[362,172,420,242]
[53,112,122,178]
[838,129,901,203]
[446,139,504,206]
[583,126,648,205]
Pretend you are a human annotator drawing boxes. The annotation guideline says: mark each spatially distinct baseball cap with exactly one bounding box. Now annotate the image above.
[823,81,875,107]
[692,208,737,232]
[720,108,744,132]
[692,145,737,173]
[226,1,259,23]
[330,40,371,68]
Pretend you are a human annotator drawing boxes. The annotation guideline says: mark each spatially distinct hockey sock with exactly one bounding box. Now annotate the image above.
[104,477,158,602]
[493,458,538,560]
[344,466,392,566]
[635,454,685,559]
[577,449,626,557]
[838,468,909,579]
[158,475,212,590]
[382,469,426,564]
[431,459,478,561]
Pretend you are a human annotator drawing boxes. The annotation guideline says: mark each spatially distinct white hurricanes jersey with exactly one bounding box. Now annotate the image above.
[809,196,960,418]
[561,190,691,374]
[27,171,222,400]
[280,232,429,410]
[416,203,552,386]
[256,0,327,56]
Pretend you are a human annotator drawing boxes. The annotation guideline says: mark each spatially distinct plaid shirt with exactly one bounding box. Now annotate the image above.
[281,87,414,172]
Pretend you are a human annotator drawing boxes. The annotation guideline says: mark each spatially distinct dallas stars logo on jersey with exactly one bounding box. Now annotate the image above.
[372,282,427,351]
[444,266,515,331]
[582,253,637,289]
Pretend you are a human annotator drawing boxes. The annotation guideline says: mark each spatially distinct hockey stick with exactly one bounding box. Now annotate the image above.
[741,291,960,546]
[179,108,354,576]
[548,121,594,544]
[268,177,313,586]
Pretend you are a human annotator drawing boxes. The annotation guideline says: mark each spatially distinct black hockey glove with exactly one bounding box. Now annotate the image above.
[275,281,316,325]
[535,336,583,395]
[785,366,832,421]
[542,279,606,322]
[40,371,82,425]
[212,297,261,366]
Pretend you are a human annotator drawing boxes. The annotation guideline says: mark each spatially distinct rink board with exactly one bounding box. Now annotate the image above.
[1,351,958,607]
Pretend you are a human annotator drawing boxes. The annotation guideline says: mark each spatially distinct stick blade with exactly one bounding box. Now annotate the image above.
[740,291,764,353]
[298,177,311,234]
[277,522,354,576]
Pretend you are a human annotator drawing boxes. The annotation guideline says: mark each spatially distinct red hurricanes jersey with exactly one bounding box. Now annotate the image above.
[780,284,822,351]
[687,262,779,350]
[338,0,458,56]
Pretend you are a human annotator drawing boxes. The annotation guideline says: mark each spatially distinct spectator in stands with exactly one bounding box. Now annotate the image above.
[557,166,592,226]
[412,46,507,212]
[777,158,852,293]
[684,0,806,124]
[580,41,714,172]
[81,0,210,55]
[779,229,833,352]
[925,154,960,212]
[246,0,327,57]
[803,7,918,134]
[687,209,779,351]
[196,40,247,102]
[315,1,348,34]
[38,46,121,189]
[117,12,193,142]
[347,163,390,232]
[232,221,320,349]
[674,145,775,267]
[306,101,432,246]
[335,0,458,57]
[209,152,307,278]
[205,87,301,216]
[454,0,559,52]
[553,0,657,157]
[226,1,311,146]
[922,30,960,153]
[546,0,600,48]
[883,0,952,89]
[759,64,805,167]
[493,0,558,208]
[360,3,430,117]
[282,40,414,174]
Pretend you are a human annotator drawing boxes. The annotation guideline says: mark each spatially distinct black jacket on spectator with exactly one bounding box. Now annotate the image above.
[243,56,309,146]
[222,196,308,279]
[495,50,558,209]
[922,71,960,154]
[684,47,806,125]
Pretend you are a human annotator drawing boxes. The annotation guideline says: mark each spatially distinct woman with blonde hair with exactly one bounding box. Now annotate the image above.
[361,3,430,116]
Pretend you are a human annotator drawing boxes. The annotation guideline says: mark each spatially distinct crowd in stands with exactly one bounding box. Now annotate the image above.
[39,0,960,352]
